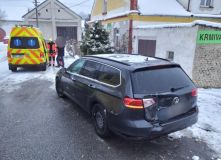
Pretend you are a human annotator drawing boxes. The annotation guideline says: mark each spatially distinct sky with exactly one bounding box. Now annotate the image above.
[0,0,94,20]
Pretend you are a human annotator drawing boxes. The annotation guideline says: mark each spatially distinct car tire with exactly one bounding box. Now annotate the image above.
[92,104,110,138]
[41,63,47,71]
[56,79,65,98]
[10,66,17,72]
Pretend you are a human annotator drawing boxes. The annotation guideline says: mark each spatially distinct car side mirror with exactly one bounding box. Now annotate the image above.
[63,68,67,73]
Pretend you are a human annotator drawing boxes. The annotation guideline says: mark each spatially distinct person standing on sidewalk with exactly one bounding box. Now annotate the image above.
[47,39,57,67]
[55,35,65,67]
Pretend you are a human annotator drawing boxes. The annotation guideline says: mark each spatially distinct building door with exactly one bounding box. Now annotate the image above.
[57,27,77,41]
[138,39,156,57]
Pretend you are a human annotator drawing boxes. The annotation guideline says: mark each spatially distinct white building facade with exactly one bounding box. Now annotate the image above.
[23,0,82,41]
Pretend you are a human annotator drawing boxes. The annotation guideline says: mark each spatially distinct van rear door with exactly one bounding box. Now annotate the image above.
[132,66,197,123]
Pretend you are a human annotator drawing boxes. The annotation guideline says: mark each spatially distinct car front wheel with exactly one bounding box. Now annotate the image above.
[56,79,65,98]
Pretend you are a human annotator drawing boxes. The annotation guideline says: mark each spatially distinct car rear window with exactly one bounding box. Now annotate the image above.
[132,67,194,94]
[10,37,40,49]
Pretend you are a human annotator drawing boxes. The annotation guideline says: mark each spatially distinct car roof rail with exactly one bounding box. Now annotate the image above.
[84,55,131,66]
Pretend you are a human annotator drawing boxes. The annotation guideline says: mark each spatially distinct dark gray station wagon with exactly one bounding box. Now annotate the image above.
[56,54,198,139]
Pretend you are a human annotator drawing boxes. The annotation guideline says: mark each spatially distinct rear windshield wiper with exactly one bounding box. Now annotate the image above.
[170,85,189,92]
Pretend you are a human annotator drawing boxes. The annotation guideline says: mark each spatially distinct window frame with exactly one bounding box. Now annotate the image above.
[67,59,86,74]
[200,0,213,7]
[102,0,107,15]
[167,51,175,61]
[97,62,121,87]
[67,58,122,88]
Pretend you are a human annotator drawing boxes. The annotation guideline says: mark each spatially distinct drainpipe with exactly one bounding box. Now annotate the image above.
[128,20,133,54]
[128,0,137,54]
[51,0,56,40]
[187,0,191,11]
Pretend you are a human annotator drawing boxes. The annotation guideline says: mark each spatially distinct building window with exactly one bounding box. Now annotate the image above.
[200,0,213,7]
[114,28,120,48]
[167,51,174,61]
[102,0,107,15]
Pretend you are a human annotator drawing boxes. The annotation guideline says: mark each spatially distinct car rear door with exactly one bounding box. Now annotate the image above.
[132,66,197,123]
[73,60,102,111]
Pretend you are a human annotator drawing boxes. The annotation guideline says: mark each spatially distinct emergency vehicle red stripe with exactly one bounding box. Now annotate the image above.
[25,29,35,37]
[14,28,25,37]
[15,59,23,65]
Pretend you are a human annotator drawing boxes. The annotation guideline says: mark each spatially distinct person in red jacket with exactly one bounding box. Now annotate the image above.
[47,39,57,67]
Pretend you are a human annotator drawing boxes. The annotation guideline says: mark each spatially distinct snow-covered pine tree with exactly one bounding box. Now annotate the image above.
[80,21,114,55]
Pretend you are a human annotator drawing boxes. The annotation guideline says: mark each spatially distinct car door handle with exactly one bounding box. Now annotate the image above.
[88,84,96,88]
[71,76,76,81]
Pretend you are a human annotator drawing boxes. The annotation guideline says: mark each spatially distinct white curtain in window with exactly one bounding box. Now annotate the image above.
[200,0,205,5]
[206,0,212,6]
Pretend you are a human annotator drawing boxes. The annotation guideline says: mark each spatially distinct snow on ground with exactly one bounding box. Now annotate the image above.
[170,88,221,157]
[0,42,7,62]
[0,45,79,93]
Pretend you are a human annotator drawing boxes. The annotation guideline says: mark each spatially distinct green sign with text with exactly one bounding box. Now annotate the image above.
[197,30,221,44]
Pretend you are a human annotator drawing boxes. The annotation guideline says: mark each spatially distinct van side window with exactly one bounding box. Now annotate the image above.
[68,59,86,74]
[98,65,120,86]
[80,60,101,79]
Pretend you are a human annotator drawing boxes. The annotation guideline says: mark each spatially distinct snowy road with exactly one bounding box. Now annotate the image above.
[0,42,221,159]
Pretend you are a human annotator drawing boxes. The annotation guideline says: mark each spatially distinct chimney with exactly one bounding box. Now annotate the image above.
[130,0,138,10]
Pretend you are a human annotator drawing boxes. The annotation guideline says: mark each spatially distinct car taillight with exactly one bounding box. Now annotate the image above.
[7,52,11,58]
[40,52,44,57]
[191,88,198,97]
[123,97,144,109]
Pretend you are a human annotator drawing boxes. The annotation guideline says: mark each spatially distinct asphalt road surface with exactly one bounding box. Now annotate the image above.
[0,79,216,160]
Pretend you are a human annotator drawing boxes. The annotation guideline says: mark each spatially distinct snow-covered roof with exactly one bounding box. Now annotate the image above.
[138,0,191,17]
[135,20,221,29]
[90,10,139,23]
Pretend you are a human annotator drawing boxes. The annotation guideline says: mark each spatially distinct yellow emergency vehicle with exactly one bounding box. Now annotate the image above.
[7,25,48,72]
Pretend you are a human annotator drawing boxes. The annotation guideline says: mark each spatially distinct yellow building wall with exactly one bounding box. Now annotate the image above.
[101,14,221,24]
[91,0,128,17]
[107,0,126,12]
[91,0,103,17]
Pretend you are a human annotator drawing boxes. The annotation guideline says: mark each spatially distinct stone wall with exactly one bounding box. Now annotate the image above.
[192,26,221,88]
